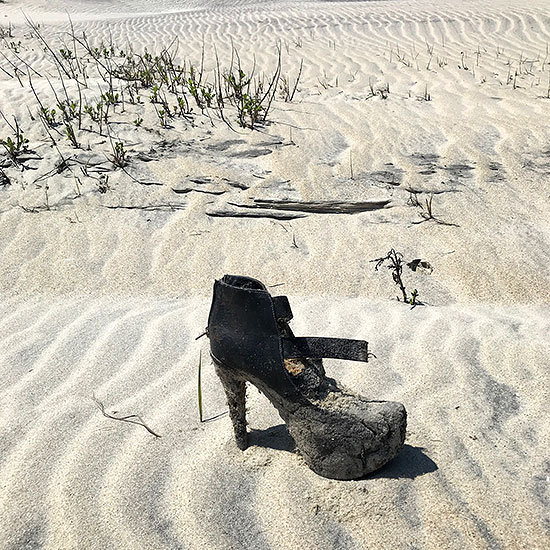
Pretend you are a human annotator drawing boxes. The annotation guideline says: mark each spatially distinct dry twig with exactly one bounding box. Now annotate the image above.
[92,395,161,438]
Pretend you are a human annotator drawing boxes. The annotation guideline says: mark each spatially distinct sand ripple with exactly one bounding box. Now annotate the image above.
[0,298,548,548]
[0,0,549,547]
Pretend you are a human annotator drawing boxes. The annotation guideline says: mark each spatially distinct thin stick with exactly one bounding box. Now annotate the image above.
[24,14,72,80]
[289,58,303,102]
[0,49,23,85]
[92,395,161,437]
[198,351,203,422]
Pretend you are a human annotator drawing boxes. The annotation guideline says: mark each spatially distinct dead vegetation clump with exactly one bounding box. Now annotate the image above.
[372,248,434,307]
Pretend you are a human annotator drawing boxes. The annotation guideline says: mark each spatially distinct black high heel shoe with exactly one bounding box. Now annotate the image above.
[207,275,406,480]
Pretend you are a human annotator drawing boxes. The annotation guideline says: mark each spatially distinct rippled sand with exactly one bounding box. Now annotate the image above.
[0,1,549,548]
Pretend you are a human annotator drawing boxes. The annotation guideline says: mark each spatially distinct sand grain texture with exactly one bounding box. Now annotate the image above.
[0,0,549,548]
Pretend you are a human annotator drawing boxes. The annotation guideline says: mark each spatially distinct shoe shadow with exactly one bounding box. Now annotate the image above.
[248,424,296,452]
[247,429,437,480]
[370,445,438,479]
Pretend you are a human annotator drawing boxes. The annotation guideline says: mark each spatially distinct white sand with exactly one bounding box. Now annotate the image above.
[0,0,549,548]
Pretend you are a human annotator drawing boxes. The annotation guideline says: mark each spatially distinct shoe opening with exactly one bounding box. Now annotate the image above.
[221,275,266,290]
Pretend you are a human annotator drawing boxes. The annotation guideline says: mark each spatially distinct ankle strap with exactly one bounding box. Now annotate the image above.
[273,296,293,322]
[282,337,369,362]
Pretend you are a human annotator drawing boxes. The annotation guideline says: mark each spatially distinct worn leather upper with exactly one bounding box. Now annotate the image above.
[207,275,299,397]
[207,274,369,398]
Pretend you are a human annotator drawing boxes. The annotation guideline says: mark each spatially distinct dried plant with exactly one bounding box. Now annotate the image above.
[371,249,426,307]
[408,192,458,227]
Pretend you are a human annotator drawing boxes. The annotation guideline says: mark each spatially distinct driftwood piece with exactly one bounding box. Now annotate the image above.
[206,206,306,220]
[239,198,391,214]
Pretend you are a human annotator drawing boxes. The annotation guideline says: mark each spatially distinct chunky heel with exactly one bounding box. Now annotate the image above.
[214,362,248,450]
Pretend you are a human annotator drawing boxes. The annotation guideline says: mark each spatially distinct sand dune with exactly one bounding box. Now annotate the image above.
[0,0,549,548]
